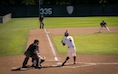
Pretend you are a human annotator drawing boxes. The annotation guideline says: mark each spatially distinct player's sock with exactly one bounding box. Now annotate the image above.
[73,56,76,64]
[62,57,69,66]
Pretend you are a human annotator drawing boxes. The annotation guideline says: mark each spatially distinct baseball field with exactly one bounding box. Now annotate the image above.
[0,16,118,74]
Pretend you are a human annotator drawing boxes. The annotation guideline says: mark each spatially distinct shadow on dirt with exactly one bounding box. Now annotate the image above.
[11,64,74,71]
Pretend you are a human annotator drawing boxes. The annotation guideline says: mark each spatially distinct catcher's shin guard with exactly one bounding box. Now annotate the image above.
[36,58,39,67]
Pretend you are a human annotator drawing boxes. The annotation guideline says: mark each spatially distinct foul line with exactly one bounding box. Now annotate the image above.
[44,29,58,61]
[78,62,118,65]
[56,62,118,69]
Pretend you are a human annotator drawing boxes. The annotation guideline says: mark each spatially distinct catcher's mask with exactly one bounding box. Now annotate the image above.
[34,40,39,43]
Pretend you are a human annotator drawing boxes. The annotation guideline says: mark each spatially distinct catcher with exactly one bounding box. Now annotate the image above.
[61,30,76,66]
[22,40,45,69]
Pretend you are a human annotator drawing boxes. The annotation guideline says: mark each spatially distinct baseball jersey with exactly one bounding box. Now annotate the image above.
[100,21,107,27]
[63,36,76,49]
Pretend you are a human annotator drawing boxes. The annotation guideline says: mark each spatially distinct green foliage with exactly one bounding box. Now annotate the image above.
[52,33,118,55]
[0,0,117,5]
[22,0,36,6]
[0,0,38,5]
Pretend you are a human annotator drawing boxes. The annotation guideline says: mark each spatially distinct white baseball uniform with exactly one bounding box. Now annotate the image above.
[63,36,76,57]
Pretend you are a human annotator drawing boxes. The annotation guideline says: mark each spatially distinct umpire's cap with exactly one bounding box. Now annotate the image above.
[64,32,69,36]
[34,39,39,43]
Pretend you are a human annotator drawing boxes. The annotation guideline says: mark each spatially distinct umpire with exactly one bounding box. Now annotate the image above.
[22,40,42,69]
[39,15,44,29]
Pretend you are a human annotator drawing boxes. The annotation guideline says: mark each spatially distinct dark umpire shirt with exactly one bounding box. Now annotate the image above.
[24,43,39,57]
[39,16,44,21]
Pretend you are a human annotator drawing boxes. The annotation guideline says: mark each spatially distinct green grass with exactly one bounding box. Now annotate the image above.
[0,16,118,56]
[0,18,39,56]
[52,33,118,56]
[78,33,118,55]
[53,33,118,55]
[45,16,118,28]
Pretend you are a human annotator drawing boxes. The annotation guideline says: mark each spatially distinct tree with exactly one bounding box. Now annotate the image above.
[0,0,117,6]
[22,0,37,6]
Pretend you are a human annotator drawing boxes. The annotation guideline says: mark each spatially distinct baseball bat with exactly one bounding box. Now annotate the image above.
[61,30,68,41]
[65,30,68,33]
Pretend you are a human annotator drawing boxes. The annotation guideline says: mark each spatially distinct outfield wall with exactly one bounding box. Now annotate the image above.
[0,4,118,17]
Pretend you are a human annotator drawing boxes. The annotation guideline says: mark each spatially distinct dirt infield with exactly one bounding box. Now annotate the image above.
[0,27,118,74]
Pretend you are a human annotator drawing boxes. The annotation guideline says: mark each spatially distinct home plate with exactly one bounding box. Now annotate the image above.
[11,67,21,71]
[51,62,62,67]
[57,62,62,65]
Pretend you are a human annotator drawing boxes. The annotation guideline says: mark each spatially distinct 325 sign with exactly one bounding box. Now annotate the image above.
[40,8,52,15]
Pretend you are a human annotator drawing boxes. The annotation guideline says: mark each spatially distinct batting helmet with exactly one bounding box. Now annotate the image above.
[64,32,69,36]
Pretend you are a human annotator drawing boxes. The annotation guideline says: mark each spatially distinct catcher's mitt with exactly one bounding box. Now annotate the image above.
[40,57,45,63]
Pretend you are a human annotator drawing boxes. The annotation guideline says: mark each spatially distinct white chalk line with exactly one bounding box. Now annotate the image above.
[63,64,95,69]
[78,62,118,65]
[44,29,58,61]
[53,62,118,69]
